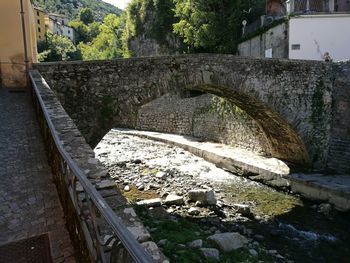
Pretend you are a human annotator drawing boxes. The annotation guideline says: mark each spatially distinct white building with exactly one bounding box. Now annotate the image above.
[289,14,350,61]
[238,0,350,61]
[48,14,75,42]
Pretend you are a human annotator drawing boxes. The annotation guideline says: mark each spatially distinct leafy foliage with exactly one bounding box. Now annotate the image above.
[33,0,121,21]
[69,8,101,44]
[79,14,124,60]
[173,0,266,53]
[79,7,94,24]
[37,32,80,62]
[122,0,182,53]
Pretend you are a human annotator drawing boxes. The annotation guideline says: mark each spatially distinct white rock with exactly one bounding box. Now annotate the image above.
[164,194,184,205]
[124,185,131,192]
[208,232,248,252]
[155,171,167,179]
[187,239,203,248]
[188,189,217,205]
[123,208,137,217]
[136,198,162,207]
[200,248,220,261]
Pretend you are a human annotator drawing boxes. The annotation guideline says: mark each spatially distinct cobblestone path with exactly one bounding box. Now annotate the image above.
[0,88,75,262]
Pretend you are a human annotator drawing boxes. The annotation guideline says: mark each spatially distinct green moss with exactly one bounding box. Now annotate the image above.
[133,205,276,263]
[141,167,159,176]
[121,185,158,203]
[223,184,303,217]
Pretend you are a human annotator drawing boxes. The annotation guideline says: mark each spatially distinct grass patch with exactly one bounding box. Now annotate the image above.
[134,206,276,262]
[141,167,159,176]
[120,185,158,203]
[224,184,303,217]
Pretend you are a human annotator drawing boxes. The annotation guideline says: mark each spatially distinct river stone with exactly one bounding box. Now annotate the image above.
[164,194,184,205]
[188,189,217,205]
[136,198,162,207]
[318,203,332,216]
[207,232,248,252]
[187,239,203,248]
[155,171,167,179]
[200,248,220,261]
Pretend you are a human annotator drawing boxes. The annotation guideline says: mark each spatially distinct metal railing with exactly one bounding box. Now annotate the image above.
[29,71,154,263]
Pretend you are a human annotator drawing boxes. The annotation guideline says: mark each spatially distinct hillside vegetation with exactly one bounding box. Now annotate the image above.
[33,0,121,21]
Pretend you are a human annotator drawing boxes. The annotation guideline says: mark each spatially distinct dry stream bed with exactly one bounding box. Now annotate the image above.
[95,131,350,263]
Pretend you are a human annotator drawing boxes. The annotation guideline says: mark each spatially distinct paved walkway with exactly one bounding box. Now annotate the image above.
[0,88,75,262]
[113,128,350,211]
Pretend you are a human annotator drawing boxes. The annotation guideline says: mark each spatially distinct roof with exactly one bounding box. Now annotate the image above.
[49,13,69,19]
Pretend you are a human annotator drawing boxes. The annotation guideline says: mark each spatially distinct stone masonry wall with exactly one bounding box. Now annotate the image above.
[29,70,165,263]
[238,22,288,59]
[33,54,348,173]
[136,93,269,155]
[327,62,350,173]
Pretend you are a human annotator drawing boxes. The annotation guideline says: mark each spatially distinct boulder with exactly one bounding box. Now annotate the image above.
[164,194,184,206]
[136,198,162,207]
[200,248,220,261]
[187,239,203,248]
[207,232,248,252]
[188,189,217,205]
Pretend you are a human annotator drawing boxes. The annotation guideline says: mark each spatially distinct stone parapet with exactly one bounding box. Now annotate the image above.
[29,70,165,263]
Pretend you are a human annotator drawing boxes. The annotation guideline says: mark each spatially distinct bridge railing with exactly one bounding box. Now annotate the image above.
[29,70,154,263]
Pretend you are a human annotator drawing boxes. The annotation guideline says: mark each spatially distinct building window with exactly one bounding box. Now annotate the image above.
[37,19,40,24]
[68,30,70,34]
[37,11,40,16]
[291,44,301,50]
[38,27,41,32]
[62,20,65,25]
[39,35,41,39]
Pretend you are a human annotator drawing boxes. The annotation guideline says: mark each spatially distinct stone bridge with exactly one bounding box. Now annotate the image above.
[33,54,350,173]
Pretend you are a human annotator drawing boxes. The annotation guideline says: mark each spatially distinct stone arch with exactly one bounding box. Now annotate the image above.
[183,84,310,166]
[35,55,334,170]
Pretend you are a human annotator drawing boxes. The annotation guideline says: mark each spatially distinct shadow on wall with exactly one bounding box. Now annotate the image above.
[135,92,272,157]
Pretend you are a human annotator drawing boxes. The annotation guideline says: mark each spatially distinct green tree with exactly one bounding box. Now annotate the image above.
[173,0,265,53]
[79,14,124,60]
[69,20,90,43]
[38,32,80,62]
[79,7,94,25]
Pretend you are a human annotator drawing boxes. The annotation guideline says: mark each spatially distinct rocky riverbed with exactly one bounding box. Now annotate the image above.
[95,130,350,263]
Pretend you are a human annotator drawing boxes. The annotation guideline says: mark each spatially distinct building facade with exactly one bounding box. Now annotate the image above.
[33,7,48,41]
[48,14,75,42]
[238,0,350,61]
[0,0,37,88]
[289,14,350,61]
